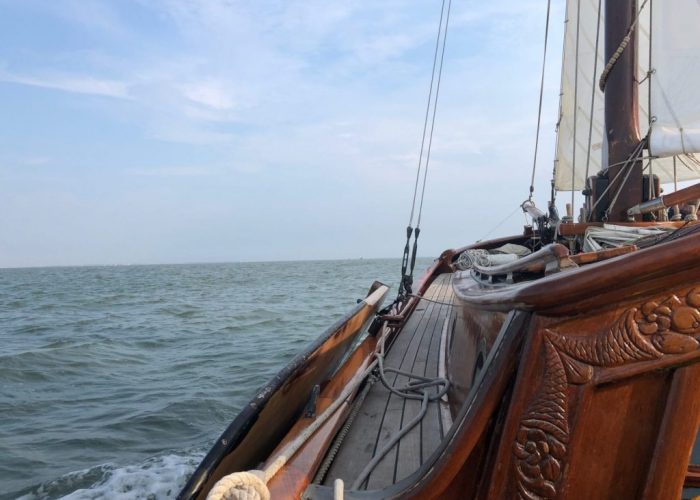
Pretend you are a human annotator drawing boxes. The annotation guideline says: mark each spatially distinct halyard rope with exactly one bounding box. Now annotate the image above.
[598,0,649,91]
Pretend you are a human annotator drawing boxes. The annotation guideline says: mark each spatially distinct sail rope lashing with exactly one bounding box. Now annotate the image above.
[399,0,452,298]
[598,0,650,91]
[527,0,553,201]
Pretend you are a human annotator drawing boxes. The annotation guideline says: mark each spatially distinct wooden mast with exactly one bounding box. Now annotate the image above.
[601,0,643,221]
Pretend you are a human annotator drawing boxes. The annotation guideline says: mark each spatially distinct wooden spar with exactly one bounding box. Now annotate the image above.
[628,181,700,217]
[601,0,643,222]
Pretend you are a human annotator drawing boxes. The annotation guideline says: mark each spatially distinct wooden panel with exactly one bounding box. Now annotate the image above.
[485,284,700,500]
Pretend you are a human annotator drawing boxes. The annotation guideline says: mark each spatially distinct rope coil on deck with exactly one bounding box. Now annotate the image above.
[206,471,269,500]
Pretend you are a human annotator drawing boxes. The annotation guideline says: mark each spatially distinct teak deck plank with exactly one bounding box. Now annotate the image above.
[392,276,452,483]
[366,285,438,489]
[423,277,453,452]
[323,273,455,491]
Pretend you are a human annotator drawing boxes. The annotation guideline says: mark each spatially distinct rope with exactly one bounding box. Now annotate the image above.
[528,0,552,200]
[407,293,454,307]
[206,471,269,500]
[598,0,649,91]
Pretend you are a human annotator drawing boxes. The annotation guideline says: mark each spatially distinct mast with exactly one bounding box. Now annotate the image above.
[600,0,643,221]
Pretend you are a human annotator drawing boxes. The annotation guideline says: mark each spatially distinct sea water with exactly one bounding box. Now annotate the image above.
[0,258,433,499]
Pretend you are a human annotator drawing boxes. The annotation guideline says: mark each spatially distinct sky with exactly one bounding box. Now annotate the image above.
[0,0,567,268]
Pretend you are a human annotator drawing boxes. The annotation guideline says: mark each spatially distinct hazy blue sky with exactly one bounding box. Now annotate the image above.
[0,0,565,268]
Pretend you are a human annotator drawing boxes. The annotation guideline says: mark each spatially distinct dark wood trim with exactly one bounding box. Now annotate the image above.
[685,464,700,488]
[642,364,700,499]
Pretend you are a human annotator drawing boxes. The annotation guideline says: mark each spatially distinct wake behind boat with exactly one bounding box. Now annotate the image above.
[180,0,700,498]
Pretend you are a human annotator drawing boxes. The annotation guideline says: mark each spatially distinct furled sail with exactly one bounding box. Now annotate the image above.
[554,0,700,191]
[648,0,700,159]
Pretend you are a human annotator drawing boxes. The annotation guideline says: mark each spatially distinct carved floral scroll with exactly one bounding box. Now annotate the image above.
[513,287,700,499]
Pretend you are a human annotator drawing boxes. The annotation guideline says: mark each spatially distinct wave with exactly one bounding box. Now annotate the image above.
[14,452,203,500]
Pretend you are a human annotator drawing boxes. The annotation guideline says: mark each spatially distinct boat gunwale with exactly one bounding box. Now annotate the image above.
[178,281,390,499]
[452,228,700,315]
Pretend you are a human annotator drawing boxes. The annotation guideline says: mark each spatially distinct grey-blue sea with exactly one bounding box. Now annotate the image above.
[0,258,433,499]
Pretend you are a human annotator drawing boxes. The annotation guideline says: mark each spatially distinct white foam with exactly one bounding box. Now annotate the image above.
[18,452,204,500]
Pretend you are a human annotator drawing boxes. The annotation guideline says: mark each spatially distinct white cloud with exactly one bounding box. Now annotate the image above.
[0,72,130,99]
[125,166,214,177]
[180,80,236,111]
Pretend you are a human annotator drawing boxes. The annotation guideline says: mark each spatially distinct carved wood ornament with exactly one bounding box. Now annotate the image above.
[513,287,700,499]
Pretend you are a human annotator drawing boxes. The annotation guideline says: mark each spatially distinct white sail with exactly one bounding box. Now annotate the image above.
[554,0,606,191]
[648,0,700,160]
[554,0,700,191]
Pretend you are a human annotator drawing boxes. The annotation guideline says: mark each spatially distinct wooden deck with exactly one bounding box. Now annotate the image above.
[323,273,455,490]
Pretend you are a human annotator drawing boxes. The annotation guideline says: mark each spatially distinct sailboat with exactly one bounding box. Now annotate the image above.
[179,0,700,498]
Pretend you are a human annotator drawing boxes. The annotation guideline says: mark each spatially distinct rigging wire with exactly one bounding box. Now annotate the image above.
[407,0,447,229]
[528,0,553,201]
[581,0,603,223]
[648,0,653,180]
[416,0,453,230]
[588,139,647,219]
[478,205,522,242]
[583,0,603,183]
[399,0,452,298]
[550,3,572,209]
[571,0,582,220]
